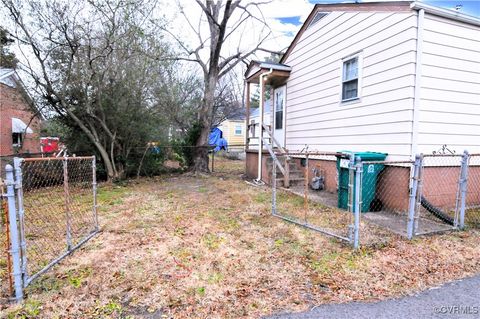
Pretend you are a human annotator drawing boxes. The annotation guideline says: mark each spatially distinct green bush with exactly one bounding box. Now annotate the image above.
[172,122,202,168]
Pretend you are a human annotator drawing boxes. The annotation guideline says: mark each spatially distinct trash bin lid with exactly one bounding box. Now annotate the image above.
[354,152,387,161]
[337,151,387,161]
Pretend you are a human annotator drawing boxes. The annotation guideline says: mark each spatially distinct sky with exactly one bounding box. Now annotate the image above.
[265,0,480,55]
[3,0,479,85]
[198,0,480,62]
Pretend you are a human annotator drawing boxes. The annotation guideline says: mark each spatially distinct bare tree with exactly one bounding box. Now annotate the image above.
[2,0,170,180]
[165,0,271,172]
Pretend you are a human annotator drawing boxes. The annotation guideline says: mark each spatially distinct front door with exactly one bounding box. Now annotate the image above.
[273,86,286,148]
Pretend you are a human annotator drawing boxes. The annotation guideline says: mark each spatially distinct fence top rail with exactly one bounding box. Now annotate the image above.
[21,156,95,162]
[278,151,344,157]
[422,153,463,158]
[362,160,414,165]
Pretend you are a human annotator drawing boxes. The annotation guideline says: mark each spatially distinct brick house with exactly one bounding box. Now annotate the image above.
[0,68,42,156]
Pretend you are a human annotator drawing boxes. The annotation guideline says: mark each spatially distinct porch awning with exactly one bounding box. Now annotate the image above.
[12,117,33,134]
[244,61,291,87]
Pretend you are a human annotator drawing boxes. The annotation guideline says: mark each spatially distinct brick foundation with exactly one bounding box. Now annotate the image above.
[292,158,338,193]
[245,153,480,212]
[376,166,411,212]
[422,166,480,210]
[0,83,41,156]
[245,150,271,183]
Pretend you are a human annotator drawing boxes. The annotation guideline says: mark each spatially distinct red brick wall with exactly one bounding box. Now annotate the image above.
[376,166,411,212]
[245,154,480,212]
[466,166,480,208]
[245,150,271,182]
[0,83,41,156]
[294,158,338,193]
[422,166,480,210]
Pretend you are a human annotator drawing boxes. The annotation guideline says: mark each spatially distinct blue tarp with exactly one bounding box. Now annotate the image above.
[209,127,228,152]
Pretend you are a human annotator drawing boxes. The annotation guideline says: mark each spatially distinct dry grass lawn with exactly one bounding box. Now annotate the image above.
[2,157,480,318]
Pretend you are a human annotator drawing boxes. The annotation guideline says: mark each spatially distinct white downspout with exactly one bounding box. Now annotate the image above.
[257,68,273,182]
[411,8,424,160]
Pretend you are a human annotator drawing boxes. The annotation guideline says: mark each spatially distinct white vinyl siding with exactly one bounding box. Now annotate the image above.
[284,11,417,159]
[417,14,480,154]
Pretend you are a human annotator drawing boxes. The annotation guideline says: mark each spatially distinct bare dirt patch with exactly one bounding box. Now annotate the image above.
[2,158,480,318]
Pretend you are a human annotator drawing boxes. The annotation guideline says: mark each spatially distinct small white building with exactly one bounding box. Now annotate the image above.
[248,99,271,149]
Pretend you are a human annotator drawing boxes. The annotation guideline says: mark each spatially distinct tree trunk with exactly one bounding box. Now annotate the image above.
[62,105,118,180]
[193,75,218,173]
[95,140,117,180]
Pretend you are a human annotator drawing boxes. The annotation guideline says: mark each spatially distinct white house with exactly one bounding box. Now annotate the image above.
[244,1,480,185]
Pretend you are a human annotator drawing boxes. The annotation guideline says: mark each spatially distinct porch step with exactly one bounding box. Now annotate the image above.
[275,170,304,177]
[266,161,298,169]
[265,154,308,188]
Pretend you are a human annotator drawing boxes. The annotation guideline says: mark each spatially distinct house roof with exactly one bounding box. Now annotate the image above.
[0,68,18,88]
[279,1,480,64]
[250,99,272,118]
[411,2,480,26]
[227,108,247,121]
[0,68,43,120]
[244,60,292,86]
[244,60,292,78]
[0,68,15,78]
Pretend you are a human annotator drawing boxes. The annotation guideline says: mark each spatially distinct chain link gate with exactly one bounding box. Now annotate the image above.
[2,156,98,302]
[270,152,362,249]
[418,152,468,234]
[268,150,475,248]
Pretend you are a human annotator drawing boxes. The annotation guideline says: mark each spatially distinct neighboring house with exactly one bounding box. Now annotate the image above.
[0,68,42,156]
[218,113,247,152]
[243,1,480,209]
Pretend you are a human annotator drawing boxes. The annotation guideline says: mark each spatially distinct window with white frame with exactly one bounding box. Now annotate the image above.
[234,124,242,135]
[12,132,22,147]
[341,55,361,101]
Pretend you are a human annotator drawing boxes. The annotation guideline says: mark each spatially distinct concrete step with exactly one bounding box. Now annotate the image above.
[266,170,304,177]
[275,178,306,188]
[268,170,305,176]
[266,159,296,166]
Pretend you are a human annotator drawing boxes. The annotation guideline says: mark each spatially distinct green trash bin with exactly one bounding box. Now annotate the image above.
[337,151,388,212]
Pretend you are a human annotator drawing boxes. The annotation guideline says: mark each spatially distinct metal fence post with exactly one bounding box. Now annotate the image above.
[407,155,421,239]
[13,158,28,284]
[304,154,309,220]
[347,153,355,213]
[458,150,469,229]
[353,157,362,250]
[272,155,277,215]
[211,150,215,172]
[5,164,23,302]
[92,157,99,231]
[63,157,72,250]
[414,154,424,234]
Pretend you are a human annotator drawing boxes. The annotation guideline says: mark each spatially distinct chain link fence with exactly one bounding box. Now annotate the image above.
[361,159,421,238]
[1,156,98,302]
[464,153,480,227]
[269,152,389,248]
[1,156,14,302]
[268,150,480,249]
[419,154,463,232]
[270,152,365,249]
